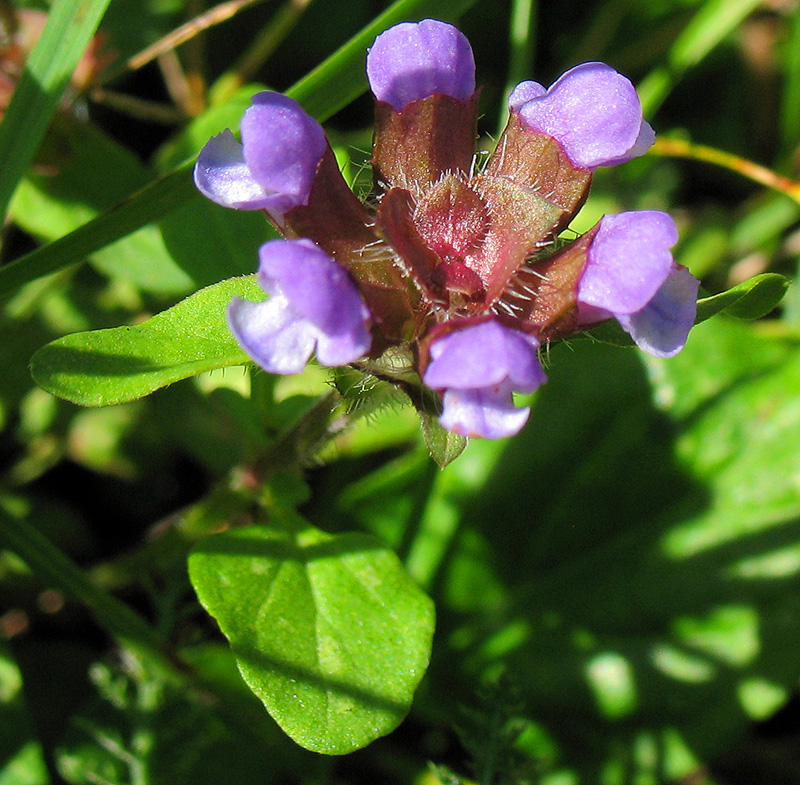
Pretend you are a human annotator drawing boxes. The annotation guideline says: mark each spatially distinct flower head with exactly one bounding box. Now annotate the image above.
[195,20,700,443]
[228,239,371,374]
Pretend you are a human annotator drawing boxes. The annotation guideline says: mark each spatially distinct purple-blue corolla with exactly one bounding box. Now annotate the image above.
[423,320,546,439]
[228,239,371,374]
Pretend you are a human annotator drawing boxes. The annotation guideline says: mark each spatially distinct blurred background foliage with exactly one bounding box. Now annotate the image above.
[2,0,800,782]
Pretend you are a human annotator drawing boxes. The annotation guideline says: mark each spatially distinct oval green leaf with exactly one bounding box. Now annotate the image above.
[30,276,263,406]
[695,272,789,321]
[188,522,435,754]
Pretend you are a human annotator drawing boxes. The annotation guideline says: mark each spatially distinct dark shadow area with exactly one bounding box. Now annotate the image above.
[413,332,800,781]
[234,643,411,718]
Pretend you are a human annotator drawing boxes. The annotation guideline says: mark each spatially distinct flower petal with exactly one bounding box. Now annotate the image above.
[424,320,545,392]
[425,321,510,389]
[314,323,372,367]
[579,211,678,316]
[602,120,655,167]
[194,130,277,210]
[240,92,327,220]
[257,239,371,340]
[228,296,315,375]
[440,383,531,439]
[507,80,546,111]
[366,19,475,111]
[616,264,699,357]
[517,62,651,169]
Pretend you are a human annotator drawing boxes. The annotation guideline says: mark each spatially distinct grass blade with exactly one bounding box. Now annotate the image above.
[0,0,479,301]
[780,10,800,158]
[638,0,762,116]
[497,0,537,136]
[0,0,113,219]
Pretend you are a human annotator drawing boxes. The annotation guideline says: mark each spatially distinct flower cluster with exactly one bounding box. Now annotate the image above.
[195,19,699,439]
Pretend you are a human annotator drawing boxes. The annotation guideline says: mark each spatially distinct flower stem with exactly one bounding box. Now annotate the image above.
[650,137,800,207]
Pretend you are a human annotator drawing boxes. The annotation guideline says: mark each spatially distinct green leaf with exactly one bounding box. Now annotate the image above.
[695,273,789,321]
[188,522,435,755]
[10,119,195,296]
[586,273,790,347]
[0,643,49,785]
[0,164,199,301]
[0,0,114,218]
[30,277,263,406]
[418,318,800,777]
[54,653,305,785]
[0,0,480,299]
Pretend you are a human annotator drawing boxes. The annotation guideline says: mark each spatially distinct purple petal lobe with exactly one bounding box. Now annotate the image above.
[240,92,327,219]
[424,320,544,391]
[230,239,372,374]
[507,80,546,111]
[423,320,546,439]
[579,211,679,316]
[616,264,699,357]
[517,62,652,169]
[257,239,371,338]
[194,130,278,210]
[228,297,316,375]
[603,120,655,166]
[440,383,531,439]
[367,19,475,111]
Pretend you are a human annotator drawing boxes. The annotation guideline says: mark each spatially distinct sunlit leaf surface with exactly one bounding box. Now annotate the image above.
[189,521,435,754]
[30,277,263,406]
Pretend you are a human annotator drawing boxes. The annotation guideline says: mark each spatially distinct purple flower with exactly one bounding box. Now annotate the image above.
[190,19,702,443]
[366,19,475,111]
[228,239,372,374]
[577,211,698,357]
[194,92,326,224]
[512,62,654,170]
[423,320,546,439]
[615,265,700,358]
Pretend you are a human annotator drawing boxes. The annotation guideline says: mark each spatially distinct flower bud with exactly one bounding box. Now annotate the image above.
[366,19,475,111]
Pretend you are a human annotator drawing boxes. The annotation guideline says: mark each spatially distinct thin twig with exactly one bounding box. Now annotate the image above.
[157,49,204,116]
[98,0,269,85]
[90,87,186,123]
[651,137,800,207]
